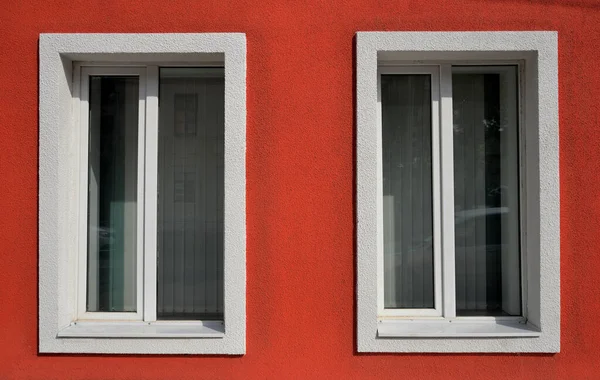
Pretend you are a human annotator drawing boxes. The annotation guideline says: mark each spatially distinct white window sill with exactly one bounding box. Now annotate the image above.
[377,319,541,338]
[58,321,225,338]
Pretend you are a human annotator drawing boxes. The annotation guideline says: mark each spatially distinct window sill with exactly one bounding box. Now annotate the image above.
[377,319,541,338]
[58,321,225,338]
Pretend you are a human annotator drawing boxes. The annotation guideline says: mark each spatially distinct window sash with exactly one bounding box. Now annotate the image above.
[376,63,527,321]
[75,65,226,323]
[156,67,225,320]
[77,67,146,321]
[144,66,160,322]
[377,66,443,318]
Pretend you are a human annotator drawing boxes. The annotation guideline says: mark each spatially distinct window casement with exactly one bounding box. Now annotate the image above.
[356,32,559,353]
[39,34,246,355]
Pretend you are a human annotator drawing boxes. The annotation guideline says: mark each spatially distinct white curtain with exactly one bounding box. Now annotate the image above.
[157,68,225,320]
[452,67,521,316]
[381,74,434,309]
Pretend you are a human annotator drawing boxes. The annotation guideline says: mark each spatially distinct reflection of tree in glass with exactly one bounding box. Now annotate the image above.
[452,73,507,209]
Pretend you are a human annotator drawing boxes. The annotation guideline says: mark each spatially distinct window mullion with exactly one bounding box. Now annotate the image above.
[439,64,457,319]
[143,65,160,322]
[430,67,443,316]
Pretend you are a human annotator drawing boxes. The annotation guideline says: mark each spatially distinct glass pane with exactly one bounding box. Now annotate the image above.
[87,76,139,312]
[452,66,521,316]
[157,68,225,320]
[381,74,434,309]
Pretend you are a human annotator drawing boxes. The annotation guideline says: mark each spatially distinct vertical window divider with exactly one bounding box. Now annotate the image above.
[144,65,160,322]
[430,67,443,316]
[439,64,457,319]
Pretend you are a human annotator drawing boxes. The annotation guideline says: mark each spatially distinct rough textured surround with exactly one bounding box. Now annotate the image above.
[38,33,246,354]
[355,31,559,353]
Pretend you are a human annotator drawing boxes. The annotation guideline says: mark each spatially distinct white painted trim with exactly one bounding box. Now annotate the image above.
[439,63,457,319]
[143,65,159,323]
[136,70,147,320]
[356,31,559,353]
[76,66,89,318]
[377,319,540,338]
[58,321,225,338]
[39,33,246,355]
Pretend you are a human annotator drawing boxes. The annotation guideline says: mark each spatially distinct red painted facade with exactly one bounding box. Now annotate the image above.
[1,0,600,378]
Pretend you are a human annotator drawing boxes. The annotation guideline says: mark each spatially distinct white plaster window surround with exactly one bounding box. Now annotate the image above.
[356,31,559,353]
[39,33,246,354]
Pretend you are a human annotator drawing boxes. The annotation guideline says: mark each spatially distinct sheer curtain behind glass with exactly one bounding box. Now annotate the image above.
[381,74,434,309]
[86,76,139,312]
[452,66,521,316]
[157,68,225,320]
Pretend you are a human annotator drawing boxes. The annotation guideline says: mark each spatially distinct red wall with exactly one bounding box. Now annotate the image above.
[1,0,600,378]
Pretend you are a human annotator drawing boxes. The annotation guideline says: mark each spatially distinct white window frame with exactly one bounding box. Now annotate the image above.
[77,66,146,322]
[356,31,559,353]
[376,66,443,318]
[39,33,246,355]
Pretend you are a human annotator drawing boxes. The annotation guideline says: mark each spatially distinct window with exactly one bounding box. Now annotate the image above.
[80,67,226,322]
[379,65,522,318]
[356,32,559,353]
[39,34,246,354]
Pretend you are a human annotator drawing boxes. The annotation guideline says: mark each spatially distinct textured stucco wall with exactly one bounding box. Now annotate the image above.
[1,0,599,378]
